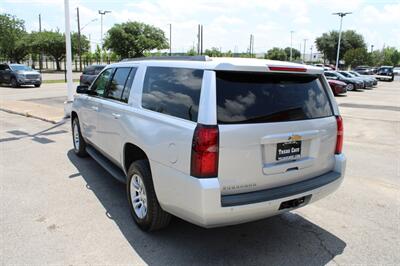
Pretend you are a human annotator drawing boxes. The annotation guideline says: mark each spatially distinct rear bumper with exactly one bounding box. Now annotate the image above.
[152,154,346,228]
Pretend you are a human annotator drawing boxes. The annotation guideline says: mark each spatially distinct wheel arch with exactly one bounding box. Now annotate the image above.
[123,142,150,174]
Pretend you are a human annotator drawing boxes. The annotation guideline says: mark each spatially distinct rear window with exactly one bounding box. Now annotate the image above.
[216,71,333,124]
[142,67,203,122]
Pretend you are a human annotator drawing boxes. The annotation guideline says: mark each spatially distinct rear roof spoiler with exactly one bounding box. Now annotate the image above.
[120,56,211,62]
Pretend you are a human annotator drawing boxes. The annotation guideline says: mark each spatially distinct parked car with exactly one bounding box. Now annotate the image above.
[324,71,364,91]
[393,67,400,76]
[375,66,395,81]
[349,71,378,87]
[328,79,347,95]
[354,66,373,75]
[71,56,346,231]
[338,71,373,89]
[0,63,42,87]
[79,64,106,86]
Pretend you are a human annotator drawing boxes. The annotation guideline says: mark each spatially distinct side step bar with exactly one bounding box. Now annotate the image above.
[86,146,127,183]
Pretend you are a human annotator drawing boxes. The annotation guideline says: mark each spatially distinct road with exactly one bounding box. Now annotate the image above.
[0,81,399,265]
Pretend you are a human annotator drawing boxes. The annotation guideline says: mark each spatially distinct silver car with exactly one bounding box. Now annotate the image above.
[71,57,346,231]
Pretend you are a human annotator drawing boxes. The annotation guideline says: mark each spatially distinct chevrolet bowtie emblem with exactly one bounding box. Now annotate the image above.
[288,135,302,141]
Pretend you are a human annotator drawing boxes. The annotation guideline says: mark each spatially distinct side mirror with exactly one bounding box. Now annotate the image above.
[76,85,89,94]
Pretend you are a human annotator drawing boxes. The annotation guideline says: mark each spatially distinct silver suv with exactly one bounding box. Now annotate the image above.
[71,56,346,231]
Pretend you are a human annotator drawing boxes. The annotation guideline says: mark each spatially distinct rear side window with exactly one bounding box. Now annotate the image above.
[142,67,204,122]
[94,66,105,74]
[121,68,137,103]
[83,66,94,75]
[216,71,333,124]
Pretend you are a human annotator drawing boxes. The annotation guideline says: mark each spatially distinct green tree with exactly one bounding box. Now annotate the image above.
[283,47,301,60]
[343,48,370,68]
[103,21,169,58]
[0,13,30,62]
[315,30,366,63]
[204,47,223,57]
[71,32,90,57]
[186,47,197,56]
[30,30,65,70]
[265,47,287,61]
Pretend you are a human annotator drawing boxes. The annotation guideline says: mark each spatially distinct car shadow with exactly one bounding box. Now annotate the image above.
[67,150,346,266]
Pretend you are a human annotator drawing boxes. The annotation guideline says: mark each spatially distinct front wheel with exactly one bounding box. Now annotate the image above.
[127,160,171,231]
[34,83,41,88]
[72,117,88,157]
[10,78,18,88]
[347,83,354,91]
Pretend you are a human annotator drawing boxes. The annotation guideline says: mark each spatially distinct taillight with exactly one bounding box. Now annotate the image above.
[268,66,307,72]
[191,124,219,178]
[335,116,343,154]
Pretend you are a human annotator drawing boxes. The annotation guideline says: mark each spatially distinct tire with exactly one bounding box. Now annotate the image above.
[127,160,171,231]
[347,83,354,91]
[72,117,88,157]
[34,83,41,88]
[10,78,18,88]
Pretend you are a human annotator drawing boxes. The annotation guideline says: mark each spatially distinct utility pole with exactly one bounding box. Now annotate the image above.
[333,12,352,70]
[197,25,200,54]
[168,24,172,56]
[310,45,313,62]
[370,44,374,53]
[200,25,203,55]
[39,14,42,71]
[290,30,294,61]
[63,0,73,117]
[303,39,307,62]
[98,10,111,63]
[76,7,82,71]
[249,34,252,57]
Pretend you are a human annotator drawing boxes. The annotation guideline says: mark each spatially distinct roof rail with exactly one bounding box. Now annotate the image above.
[120,56,211,62]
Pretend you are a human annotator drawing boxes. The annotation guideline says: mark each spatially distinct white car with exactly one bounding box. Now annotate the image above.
[393,67,400,76]
[71,56,346,231]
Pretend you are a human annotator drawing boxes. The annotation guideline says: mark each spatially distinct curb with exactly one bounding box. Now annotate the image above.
[0,107,65,124]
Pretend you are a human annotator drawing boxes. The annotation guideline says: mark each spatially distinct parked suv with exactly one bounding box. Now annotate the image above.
[0,63,42,87]
[71,57,346,231]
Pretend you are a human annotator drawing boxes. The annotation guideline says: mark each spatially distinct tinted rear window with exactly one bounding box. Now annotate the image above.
[216,72,333,124]
[142,67,203,122]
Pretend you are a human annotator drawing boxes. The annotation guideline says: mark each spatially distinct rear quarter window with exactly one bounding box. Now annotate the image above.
[216,71,333,124]
[141,67,203,122]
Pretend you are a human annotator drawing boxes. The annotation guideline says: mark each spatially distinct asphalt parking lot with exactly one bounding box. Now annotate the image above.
[0,80,399,265]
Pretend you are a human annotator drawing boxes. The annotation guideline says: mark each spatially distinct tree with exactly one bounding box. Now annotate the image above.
[344,48,370,68]
[30,30,65,70]
[315,30,366,63]
[265,47,287,61]
[186,47,197,56]
[103,22,169,58]
[71,32,90,57]
[204,47,223,57]
[0,13,30,62]
[283,47,301,60]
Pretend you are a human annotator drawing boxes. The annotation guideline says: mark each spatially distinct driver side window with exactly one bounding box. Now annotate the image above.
[90,68,113,96]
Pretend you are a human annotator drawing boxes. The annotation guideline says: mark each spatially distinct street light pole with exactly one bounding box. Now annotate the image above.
[98,10,111,64]
[333,12,352,70]
[63,0,73,117]
[290,30,294,61]
[303,39,307,62]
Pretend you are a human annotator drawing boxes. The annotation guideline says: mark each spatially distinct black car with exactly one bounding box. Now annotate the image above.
[375,66,394,82]
[324,71,364,91]
[80,64,106,86]
[0,63,42,87]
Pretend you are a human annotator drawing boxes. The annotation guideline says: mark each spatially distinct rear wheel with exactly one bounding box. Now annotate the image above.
[72,117,88,157]
[10,78,18,88]
[127,160,171,231]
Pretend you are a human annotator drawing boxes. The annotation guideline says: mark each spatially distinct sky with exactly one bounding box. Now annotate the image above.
[1,0,399,54]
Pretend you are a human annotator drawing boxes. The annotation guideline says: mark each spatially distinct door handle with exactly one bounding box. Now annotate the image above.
[91,106,98,111]
[112,113,121,119]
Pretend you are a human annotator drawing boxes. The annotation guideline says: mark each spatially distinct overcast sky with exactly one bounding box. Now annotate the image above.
[1,0,399,53]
